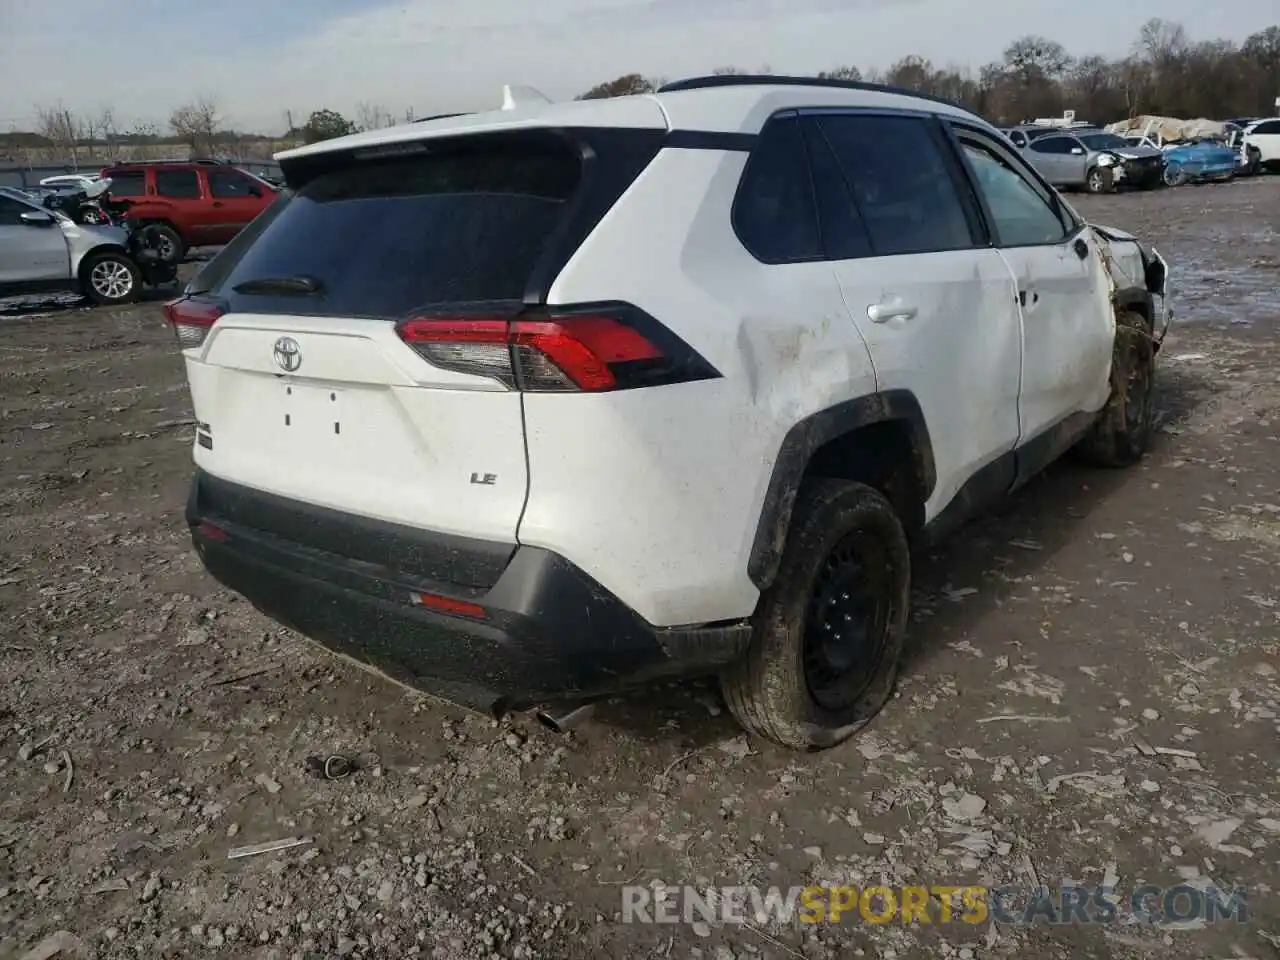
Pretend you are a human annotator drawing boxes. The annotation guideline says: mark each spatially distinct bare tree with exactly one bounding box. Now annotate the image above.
[355,101,396,131]
[169,97,221,157]
[35,103,81,165]
[817,65,862,82]
[97,106,121,159]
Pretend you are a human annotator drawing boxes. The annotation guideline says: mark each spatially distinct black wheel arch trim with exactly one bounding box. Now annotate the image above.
[747,389,936,590]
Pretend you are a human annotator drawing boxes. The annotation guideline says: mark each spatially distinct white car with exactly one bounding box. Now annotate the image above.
[37,174,101,190]
[167,76,1171,750]
[1242,117,1280,172]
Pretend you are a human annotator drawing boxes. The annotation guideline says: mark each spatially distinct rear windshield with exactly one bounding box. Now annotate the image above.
[204,136,582,318]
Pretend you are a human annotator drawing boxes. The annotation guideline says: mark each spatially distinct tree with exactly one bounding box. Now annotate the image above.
[577,73,659,99]
[170,97,221,157]
[355,102,396,132]
[302,108,356,143]
[35,103,81,164]
[817,65,862,82]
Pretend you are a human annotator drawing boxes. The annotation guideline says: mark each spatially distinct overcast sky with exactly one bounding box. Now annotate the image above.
[1,0,1274,134]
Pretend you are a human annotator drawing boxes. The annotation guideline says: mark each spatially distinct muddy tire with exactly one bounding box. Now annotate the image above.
[1074,309,1155,467]
[81,251,140,306]
[1085,166,1110,194]
[720,479,910,751]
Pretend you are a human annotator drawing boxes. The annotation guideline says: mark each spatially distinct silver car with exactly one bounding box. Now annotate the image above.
[1022,130,1166,193]
[0,189,141,305]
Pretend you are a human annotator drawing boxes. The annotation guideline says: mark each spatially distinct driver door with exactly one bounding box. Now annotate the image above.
[947,124,1113,461]
[0,196,70,285]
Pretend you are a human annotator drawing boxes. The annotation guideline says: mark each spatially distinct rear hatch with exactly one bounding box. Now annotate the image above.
[170,132,587,544]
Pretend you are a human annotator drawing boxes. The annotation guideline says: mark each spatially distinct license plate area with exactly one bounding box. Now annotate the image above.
[281,381,346,440]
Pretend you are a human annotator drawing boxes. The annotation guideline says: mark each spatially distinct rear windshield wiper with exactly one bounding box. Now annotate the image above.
[232,274,325,296]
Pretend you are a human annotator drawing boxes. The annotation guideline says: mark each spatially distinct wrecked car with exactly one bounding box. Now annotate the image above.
[170,76,1171,751]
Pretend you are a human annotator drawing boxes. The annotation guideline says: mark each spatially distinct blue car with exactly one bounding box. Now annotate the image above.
[1123,134,1236,185]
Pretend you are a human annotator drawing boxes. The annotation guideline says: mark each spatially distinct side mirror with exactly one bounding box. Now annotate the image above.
[20,210,55,226]
[1071,147,1085,155]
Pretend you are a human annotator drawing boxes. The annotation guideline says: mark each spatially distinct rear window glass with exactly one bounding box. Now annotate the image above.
[211,137,582,318]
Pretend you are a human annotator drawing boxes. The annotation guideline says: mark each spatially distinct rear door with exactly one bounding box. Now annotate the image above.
[177,133,586,542]
[804,111,1024,521]
[154,167,211,244]
[205,167,270,243]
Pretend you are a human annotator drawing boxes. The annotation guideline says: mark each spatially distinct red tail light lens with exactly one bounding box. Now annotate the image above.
[396,305,716,393]
[164,298,225,349]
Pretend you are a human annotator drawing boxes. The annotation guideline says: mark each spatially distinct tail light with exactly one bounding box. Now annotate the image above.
[395,304,718,393]
[164,297,224,349]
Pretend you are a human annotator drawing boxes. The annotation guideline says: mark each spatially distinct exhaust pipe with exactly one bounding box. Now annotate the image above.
[533,702,596,733]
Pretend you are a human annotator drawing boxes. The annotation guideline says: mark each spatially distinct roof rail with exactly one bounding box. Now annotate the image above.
[656,74,969,113]
[413,112,474,123]
[105,157,227,167]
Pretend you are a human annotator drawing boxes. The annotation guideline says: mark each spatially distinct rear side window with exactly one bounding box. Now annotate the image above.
[733,116,822,264]
[211,135,581,317]
[157,169,201,198]
[799,120,872,260]
[1253,120,1280,135]
[815,114,976,257]
[106,171,145,197]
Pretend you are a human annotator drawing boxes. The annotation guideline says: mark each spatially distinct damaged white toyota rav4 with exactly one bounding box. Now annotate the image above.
[168,75,1170,751]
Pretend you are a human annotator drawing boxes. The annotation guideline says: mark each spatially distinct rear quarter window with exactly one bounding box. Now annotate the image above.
[207,135,582,318]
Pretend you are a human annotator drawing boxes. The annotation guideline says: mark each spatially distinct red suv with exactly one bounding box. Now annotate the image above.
[98,160,278,262]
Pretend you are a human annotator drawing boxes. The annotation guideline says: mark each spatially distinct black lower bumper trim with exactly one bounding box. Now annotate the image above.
[187,471,750,712]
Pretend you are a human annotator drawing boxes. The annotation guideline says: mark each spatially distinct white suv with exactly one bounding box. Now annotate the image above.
[168,76,1170,750]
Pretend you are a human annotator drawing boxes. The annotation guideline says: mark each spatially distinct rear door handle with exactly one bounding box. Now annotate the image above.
[866,301,918,323]
[1018,289,1040,307]
[212,201,224,208]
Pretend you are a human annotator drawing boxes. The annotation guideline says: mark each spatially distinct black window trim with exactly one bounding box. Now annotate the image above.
[940,120,1084,250]
[797,106,992,256]
[729,109,827,266]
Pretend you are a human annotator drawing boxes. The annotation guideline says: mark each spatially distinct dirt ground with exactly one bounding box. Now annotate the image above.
[1,178,1278,960]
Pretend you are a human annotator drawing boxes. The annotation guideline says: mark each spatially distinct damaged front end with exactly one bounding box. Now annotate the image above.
[1089,223,1174,352]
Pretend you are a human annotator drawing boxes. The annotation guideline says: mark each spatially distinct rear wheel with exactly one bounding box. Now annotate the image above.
[81,251,140,306]
[720,480,910,751]
[1074,309,1155,467]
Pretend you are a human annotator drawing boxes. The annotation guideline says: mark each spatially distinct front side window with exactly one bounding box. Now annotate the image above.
[958,139,1070,246]
[208,169,257,198]
[0,196,35,226]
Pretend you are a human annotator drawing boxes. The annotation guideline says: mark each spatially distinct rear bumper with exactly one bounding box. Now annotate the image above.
[186,470,749,712]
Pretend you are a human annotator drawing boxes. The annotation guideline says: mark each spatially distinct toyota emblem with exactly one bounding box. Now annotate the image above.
[272,336,301,372]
